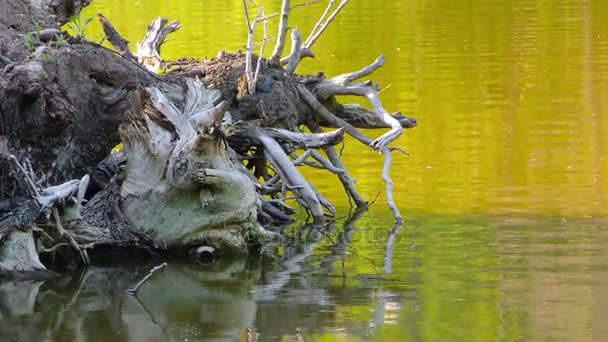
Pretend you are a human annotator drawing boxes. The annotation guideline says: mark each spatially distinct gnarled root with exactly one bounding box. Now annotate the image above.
[228,123,329,224]
[6,155,95,267]
[313,54,404,150]
[119,80,263,250]
[0,2,418,273]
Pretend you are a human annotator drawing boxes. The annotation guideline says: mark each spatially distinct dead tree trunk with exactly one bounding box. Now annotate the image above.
[0,0,417,275]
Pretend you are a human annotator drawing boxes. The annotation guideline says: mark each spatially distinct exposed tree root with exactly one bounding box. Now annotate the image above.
[0,0,417,273]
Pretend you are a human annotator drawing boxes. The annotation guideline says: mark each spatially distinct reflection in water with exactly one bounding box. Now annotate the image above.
[0,212,405,341]
[1,214,608,341]
[0,262,261,341]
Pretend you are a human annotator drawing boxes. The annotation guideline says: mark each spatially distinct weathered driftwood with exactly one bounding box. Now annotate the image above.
[119,81,266,251]
[0,0,416,274]
[98,13,180,71]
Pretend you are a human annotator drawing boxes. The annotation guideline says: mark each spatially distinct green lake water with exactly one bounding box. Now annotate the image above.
[2,0,608,341]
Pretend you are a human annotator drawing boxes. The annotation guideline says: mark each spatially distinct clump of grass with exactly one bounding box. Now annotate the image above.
[54,34,67,47]
[67,15,93,38]
[23,32,35,52]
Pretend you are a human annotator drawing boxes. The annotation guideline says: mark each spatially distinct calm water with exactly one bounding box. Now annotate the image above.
[3,0,608,341]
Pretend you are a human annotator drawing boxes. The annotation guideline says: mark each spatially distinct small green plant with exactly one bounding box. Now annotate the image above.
[33,23,41,39]
[42,53,50,63]
[23,32,35,52]
[67,15,93,38]
[54,34,67,47]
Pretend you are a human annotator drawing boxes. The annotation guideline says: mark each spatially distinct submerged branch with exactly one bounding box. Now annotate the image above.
[381,148,402,223]
[126,263,168,295]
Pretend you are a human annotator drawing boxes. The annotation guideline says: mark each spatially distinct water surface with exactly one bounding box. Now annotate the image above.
[3,0,608,341]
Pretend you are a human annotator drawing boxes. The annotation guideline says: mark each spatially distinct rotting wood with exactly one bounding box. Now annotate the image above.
[137,17,181,71]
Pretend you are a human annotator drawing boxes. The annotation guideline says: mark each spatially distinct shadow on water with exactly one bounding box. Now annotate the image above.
[0,209,404,341]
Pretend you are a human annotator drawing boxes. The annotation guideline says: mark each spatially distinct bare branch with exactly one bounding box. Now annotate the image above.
[97,13,137,61]
[309,150,345,175]
[292,0,324,9]
[314,55,403,150]
[298,82,405,217]
[51,207,90,265]
[303,106,401,220]
[304,0,349,49]
[257,13,278,21]
[264,126,345,149]
[259,195,295,223]
[305,0,335,47]
[331,54,386,84]
[228,124,325,223]
[292,149,314,165]
[285,28,302,74]
[300,159,326,169]
[337,104,417,129]
[280,47,314,65]
[381,148,403,223]
[243,0,252,29]
[253,16,269,89]
[296,84,374,146]
[244,3,264,94]
[269,0,290,63]
[257,133,325,224]
[38,242,71,254]
[316,83,403,150]
[136,17,181,71]
[306,123,366,207]
[8,155,41,198]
